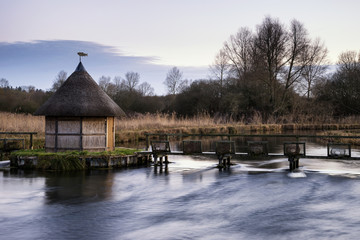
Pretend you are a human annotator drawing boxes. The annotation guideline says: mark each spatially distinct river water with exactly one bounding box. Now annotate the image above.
[2,141,360,239]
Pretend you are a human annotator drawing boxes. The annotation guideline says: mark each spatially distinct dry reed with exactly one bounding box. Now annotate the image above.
[115,113,232,131]
[0,112,44,132]
[2,112,360,144]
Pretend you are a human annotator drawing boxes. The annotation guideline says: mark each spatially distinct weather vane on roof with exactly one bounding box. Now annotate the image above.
[77,52,88,62]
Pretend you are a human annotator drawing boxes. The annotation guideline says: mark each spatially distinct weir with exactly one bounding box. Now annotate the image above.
[143,133,360,171]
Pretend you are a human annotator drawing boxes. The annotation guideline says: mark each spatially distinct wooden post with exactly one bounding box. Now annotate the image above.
[289,156,301,171]
[146,135,150,151]
[153,155,158,165]
[30,133,33,150]
[288,156,300,171]
[125,156,129,167]
[154,164,158,174]
[218,155,223,168]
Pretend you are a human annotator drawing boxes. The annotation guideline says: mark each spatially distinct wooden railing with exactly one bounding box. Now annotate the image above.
[0,132,37,150]
[144,132,360,151]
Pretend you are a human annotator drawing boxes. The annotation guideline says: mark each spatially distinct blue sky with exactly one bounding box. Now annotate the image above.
[0,40,207,93]
[1,0,360,94]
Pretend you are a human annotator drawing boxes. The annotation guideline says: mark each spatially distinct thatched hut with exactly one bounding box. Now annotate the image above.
[35,62,125,152]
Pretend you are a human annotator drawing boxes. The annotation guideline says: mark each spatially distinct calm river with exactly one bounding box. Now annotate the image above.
[2,142,360,239]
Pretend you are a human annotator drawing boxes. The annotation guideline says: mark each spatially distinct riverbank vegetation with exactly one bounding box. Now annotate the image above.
[11,148,139,157]
[10,148,140,171]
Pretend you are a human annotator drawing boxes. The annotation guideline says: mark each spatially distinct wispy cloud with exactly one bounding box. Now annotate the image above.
[0,40,209,94]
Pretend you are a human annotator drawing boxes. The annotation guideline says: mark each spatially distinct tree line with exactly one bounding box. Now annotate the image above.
[166,17,360,121]
[1,16,360,122]
[0,78,50,113]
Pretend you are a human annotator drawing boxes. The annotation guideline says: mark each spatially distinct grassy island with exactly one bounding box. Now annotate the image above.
[10,148,144,171]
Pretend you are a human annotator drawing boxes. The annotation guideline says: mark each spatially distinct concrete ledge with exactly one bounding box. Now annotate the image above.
[10,153,152,170]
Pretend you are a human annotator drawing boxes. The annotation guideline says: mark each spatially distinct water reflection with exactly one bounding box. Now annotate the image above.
[44,170,114,204]
[153,164,169,175]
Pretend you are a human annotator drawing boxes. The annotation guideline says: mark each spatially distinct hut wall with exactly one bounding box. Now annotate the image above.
[45,118,57,152]
[45,119,56,150]
[83,135,106,149]
[45,117,108,152]
[82,118,105,134]
[82,117,106,151]
[45,135,56,148]
[45,119,56,134]
[58,135,81,149]
[58,120,80,134]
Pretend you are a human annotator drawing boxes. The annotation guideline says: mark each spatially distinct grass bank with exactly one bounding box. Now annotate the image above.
[10,148,140,171]
[11,148,139,157]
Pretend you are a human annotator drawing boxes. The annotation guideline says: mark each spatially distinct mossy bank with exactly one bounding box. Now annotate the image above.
[10,148,152,171]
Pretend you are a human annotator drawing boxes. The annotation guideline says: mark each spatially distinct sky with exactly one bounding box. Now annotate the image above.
[1,0,360,94]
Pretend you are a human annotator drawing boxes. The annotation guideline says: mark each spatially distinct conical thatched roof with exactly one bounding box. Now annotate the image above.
[35,62,125,117]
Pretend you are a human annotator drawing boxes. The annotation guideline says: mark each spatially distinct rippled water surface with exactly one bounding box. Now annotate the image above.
[2,154,360,240]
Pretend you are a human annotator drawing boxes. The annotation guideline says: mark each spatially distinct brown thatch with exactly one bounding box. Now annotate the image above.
[35,62,125,117]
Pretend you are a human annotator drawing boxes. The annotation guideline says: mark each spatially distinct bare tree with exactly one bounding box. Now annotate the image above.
[21,85,36,92]
[98,76,112,93]
[112,76,128,93]
[300,39,329,98]
[253,17,328,112]
[164,67,188,94]
[281,19,310,92]
[337,50,360,72]
[254,16,287,109]
[124,72,140,91]
[51,70,67,92]
[223,27,254,80]
[113,76,121,86]
[209,49,230,88]
[138,82,154,96]
[0,78,9,88]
